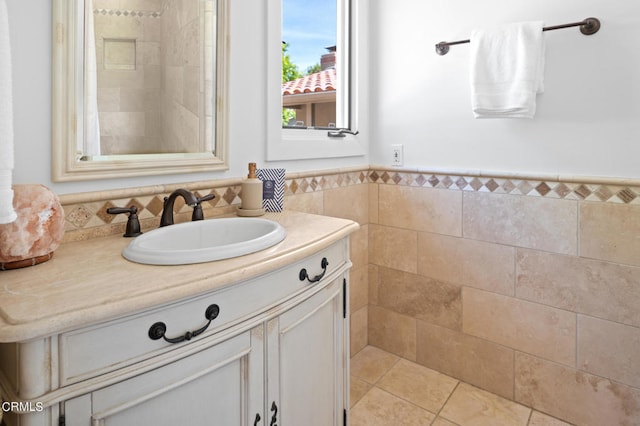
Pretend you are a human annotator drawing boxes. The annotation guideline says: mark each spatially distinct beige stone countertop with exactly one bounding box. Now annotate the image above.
[0,211,359,343]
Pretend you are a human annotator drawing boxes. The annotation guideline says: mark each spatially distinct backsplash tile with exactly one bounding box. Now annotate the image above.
[462,287,576,366]
[577,315,640,389]
[368,305,417,361]
[516,248,640,328]
[515,352,640,426]
[377,266,462,331]
[60,169,371,241]
[416,321,514,400]
[378,185,462,236]
[62,186,231,242]
[366,169,640,204]
[417,232,515,296]
[580,201,640,267]
[60,167,640,242]
[324,184,369,224]
[463,191,578,255]
[65,205,93,229]
[369,224,417,274]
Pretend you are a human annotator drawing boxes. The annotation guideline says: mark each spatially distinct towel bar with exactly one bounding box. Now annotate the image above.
[435,17,601,55]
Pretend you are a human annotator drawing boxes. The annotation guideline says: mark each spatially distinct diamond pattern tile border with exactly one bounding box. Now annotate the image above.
[60,168,640,240]
[365,170,640,205]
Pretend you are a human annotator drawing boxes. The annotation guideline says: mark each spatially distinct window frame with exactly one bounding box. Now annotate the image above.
[266,0,365,161]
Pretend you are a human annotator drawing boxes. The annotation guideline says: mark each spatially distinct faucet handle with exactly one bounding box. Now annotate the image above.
[106,206,143,237]
[192,194,216,221]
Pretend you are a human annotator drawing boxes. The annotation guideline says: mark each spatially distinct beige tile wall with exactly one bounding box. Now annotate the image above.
[94,0,163,155]
[368,170,640,426]
[59,167,640,425]
[159,0,203,153]
[93,0,210,155]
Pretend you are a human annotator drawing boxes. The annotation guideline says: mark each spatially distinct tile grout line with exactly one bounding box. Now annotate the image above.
[513,348,517,417]
[431,380,462,425]
[352,348,553,426]
[525,407,533,425]
[368,354,455,424]
[374,355,402,386]
[368,386,442,422]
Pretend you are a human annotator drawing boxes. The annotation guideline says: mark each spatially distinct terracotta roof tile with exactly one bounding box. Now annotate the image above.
[282,68,336,96]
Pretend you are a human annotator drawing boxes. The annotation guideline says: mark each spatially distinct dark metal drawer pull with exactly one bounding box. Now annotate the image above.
[299,257,329,283]
[148,304,220,344]
[254,413,261,426]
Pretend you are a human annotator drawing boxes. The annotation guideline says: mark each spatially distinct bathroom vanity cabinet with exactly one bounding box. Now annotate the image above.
[0,212,357,426]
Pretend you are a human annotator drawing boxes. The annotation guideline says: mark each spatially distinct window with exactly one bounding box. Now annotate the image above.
[266,0,365,161]
[281,0,338,129]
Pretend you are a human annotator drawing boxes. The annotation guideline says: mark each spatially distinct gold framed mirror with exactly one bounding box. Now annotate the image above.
[52,0,229,181]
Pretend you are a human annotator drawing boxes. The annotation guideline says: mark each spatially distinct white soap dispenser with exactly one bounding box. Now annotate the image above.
[238,162,265,216]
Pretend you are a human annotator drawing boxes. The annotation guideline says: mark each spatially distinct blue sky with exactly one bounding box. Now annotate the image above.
[282,0,336,72]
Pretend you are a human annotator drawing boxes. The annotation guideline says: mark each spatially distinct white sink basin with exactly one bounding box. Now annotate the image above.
[122,218,286,265]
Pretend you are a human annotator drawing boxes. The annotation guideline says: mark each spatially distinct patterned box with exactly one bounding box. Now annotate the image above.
[257,168,285,212]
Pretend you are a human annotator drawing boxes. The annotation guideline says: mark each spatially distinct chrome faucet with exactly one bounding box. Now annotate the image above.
[160,188,199,227]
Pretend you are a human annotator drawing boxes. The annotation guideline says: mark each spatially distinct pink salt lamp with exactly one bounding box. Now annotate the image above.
[0,184,65,270]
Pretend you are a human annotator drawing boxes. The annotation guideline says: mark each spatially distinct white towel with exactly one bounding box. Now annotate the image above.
[0,0,16,224]
[470,21,545,118]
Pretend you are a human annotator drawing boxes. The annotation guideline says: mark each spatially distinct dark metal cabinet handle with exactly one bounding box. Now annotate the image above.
[270,401,278,426]
[299,257,329,283]
[148,304,220,344]
[254,413,261,426]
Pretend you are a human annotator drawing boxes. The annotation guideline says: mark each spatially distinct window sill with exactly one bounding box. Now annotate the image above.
[266,129,366,161]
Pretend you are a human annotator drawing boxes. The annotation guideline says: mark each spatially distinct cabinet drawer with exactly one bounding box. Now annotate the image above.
[59,240,347,385]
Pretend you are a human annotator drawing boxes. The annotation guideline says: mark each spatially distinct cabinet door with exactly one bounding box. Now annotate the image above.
[267,277,347,426]
[64,327,265,426]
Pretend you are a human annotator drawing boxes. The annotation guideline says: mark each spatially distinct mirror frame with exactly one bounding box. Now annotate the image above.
[52,0,229,181]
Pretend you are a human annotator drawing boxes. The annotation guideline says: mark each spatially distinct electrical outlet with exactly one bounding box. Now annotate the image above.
[391,144,403,166]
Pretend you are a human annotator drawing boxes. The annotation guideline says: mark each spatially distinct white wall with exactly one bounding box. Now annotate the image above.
[8,1,638,196]
[370,0,640,180]
[6,1,369,195]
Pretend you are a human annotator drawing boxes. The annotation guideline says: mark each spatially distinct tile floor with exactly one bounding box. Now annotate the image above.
[350,346,573,426]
